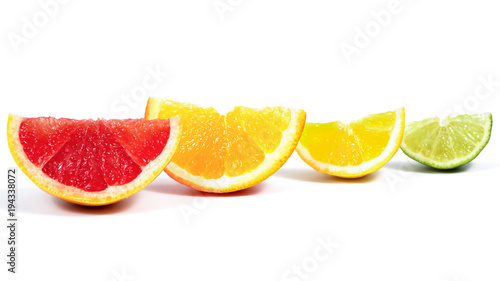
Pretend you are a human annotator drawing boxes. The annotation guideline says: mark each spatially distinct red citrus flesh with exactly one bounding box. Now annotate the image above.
[18,117,171,192]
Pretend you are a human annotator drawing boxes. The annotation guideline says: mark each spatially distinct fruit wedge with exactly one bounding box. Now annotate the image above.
[7,114,181,206]
[296,108,405,178]
[145,97,306,193]
[401,113,492,169]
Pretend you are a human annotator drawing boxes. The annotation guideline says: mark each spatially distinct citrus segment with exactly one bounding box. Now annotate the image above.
[155,101,226,179]
[145,97,306,193]
[227,106,291,153]
[105,119,174,166]
[401,113,492,169]
[8,114,181,205]
[350,111,395,161]
[225,118,266,177]
[19,117,83,167]
[296,108,405,178]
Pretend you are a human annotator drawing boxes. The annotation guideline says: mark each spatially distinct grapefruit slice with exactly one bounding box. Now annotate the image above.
[7,114,181,206]
[145,97,306,193]
[296,108,405,178]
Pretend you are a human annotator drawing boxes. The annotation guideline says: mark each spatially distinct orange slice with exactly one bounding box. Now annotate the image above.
[296,108,405,178]
[145,97,306,193]
[7,114,181,206]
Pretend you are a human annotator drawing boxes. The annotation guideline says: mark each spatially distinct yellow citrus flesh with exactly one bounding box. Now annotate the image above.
[296,108,405,178]
[145,97,306,193]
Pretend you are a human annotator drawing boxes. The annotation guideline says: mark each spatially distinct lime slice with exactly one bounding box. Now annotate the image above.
[401,113,492,169]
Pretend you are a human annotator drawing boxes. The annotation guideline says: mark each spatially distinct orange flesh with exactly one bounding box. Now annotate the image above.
[157,101,292,179]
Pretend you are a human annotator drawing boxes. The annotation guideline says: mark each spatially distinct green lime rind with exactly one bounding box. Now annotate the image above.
[400,113,492,170]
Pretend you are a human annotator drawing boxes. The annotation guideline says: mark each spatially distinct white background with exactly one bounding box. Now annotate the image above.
[1,0,500,280]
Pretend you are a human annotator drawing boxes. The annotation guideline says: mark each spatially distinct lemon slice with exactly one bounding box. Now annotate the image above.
[296,108,405,178]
